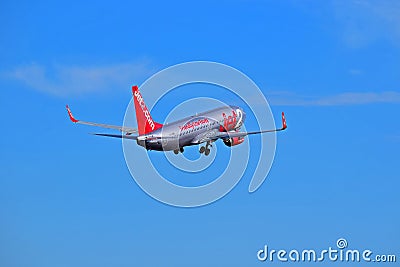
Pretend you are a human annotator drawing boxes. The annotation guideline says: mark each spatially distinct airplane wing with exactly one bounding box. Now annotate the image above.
[194,112,287,143]
[91,133,138,140]
[91,133,176,141]
[66,105,138,134]
[191,129,220,144]
[216,112,287,139]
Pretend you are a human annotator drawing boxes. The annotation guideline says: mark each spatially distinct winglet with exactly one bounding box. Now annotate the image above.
[66,105,79,123]
[281,112,287,130]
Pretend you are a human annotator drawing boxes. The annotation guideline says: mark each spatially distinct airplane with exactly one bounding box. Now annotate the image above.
[66,85,287,156]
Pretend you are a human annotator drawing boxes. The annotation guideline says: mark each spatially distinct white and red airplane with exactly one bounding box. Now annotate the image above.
[66,85,287,155]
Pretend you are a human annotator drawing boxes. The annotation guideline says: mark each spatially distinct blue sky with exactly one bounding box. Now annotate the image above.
[1,0,399,266]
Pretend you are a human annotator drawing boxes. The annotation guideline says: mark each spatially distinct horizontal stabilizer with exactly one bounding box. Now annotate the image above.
[91,133,138,140]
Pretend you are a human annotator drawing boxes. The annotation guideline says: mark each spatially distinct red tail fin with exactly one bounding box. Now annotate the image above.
[132,85,163,135]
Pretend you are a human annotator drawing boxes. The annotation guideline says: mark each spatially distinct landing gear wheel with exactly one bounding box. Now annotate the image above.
[204,148,210,156]
[199,146,206,154]
[180,147,184,153]
[173,149,179,155]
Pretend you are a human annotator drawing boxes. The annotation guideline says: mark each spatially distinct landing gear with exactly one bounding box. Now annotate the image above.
[199,141,212,156]
[174,147,184,154]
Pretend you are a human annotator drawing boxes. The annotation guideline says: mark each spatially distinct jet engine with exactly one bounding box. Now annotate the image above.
[223,136,245,147]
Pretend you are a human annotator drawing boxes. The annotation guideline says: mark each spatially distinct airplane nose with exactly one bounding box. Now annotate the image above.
[241,108,246,122]
[235,107,246,128]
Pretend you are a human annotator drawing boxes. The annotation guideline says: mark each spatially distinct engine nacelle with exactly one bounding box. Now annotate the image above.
[223,137,245,147]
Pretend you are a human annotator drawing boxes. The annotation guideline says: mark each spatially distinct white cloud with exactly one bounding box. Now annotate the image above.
[332,0,400,47]
[268,91,400,106]
[348,69,363,75]
[5,61,156,97]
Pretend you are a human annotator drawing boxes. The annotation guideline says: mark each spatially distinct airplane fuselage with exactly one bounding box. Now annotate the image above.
[138,105,245,151]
